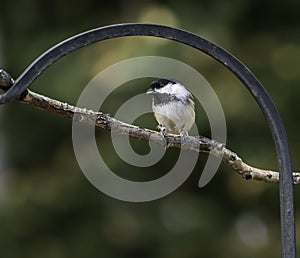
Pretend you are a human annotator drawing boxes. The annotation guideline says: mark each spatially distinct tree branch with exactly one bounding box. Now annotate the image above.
[1,69,299,184]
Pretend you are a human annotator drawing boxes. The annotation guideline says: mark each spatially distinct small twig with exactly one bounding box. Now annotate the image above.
[1,69,299,184]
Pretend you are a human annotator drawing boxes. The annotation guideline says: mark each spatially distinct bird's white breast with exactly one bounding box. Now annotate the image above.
[153,101,195,134]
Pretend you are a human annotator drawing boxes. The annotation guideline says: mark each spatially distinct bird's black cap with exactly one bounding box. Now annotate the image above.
[150,78,177,90]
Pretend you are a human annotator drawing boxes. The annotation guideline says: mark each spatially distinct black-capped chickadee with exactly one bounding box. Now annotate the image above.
[146,78,195,137]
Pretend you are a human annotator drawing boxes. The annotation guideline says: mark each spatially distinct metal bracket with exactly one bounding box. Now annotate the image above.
[0,23,295,257]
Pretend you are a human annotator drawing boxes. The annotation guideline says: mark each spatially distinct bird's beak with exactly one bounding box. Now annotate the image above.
[146,88,154,94]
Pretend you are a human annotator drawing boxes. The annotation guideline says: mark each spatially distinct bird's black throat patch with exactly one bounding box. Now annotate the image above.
[152,93,182,106]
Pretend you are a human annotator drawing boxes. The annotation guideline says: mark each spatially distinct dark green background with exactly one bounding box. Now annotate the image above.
[0,0,299,257]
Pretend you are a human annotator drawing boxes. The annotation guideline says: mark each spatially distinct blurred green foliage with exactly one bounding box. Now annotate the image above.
[0,0,300,257]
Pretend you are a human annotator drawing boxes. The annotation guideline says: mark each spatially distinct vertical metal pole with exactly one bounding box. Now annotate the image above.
[277,129,296,258]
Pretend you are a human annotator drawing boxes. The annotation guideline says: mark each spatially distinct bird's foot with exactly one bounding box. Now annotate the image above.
[157,125,170,148]
[180,131,189,145]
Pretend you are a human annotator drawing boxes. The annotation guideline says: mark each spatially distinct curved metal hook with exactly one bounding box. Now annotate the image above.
[0,23,295,257]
